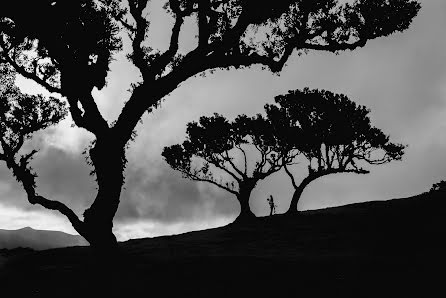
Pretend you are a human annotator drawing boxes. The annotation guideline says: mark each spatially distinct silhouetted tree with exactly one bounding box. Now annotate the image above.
[0,64,69,222]
[163,113,296,221]
[430,180,446,192]
[0,1,421,246]
[265,89,406,214]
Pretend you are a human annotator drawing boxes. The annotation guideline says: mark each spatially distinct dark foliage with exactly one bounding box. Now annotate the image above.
[0,0,421,245]
[0,65,66,152]
[430,180,446,192]
[265,88,406,213]
[163,113,296,220]
[0,64,66,187]
[0,64,79,230]
[0,1,121,91]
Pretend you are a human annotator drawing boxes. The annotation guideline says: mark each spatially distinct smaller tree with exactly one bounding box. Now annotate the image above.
[265,88,406,215]
[162,113,297,222]
[430,180,446,192]
[0,64,69,227]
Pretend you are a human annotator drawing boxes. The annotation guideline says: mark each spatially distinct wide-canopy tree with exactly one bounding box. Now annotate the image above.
[265,88,405,214]
[162,113,297,221]
[0,0,420,247]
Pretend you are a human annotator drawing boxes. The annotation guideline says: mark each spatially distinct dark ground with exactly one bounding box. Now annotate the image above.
[1,191,445,297]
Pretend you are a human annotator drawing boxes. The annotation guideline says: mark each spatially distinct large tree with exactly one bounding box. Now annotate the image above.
[162,113,296,221]
[265,88,405,214]
[0,0,420,247]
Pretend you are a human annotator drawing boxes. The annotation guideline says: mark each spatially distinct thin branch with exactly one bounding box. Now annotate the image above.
[201,45,294,74]
[166,13,183,57]
[96,0,136,33]
[235,144,248,175]
[0,51,62,94]
[197,0,210,47]
[261,149,285,177]
[19,149,38,166]
[262,161,282,178]
[287,149,301,162]
[180,168,239,195]
[0,136,11,157]
[284,163,298,190]
[128,0,151,79]
[302,38,368,53]
[29,195,85,234]
[317,148,323,170]
[208,153,242,183]
[11,134,24,155]
[254,145,273,175]
[221,151,245,180]
[200,7,251,57]
[149,8,185,77]
[324,144,331,169]
[1,43,108,137]
[118,17,137,34]
[322,168,369,176]
[2,152,85,235]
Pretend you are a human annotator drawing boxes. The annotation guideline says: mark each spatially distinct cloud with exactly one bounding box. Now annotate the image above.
[1,136,239,228]
[116,161,237,224]
[2,0,446,240]
[0,203,77,234]
[0,146,95,216]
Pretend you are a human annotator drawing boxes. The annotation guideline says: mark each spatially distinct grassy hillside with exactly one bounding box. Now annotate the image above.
[1,191,445,297]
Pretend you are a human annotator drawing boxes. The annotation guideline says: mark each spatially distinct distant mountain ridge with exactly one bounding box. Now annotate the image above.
[1,190,444,251]
[0,227,88,250]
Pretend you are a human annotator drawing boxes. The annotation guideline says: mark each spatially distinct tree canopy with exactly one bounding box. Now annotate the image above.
[0,64,66,157]
[0,0,421,141]
[162,113,297,220]
[265,88,405,213]
[0,0,421,246]
[0,64,74,226]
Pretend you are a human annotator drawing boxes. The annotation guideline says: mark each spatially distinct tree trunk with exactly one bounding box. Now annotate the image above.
[82,137,125,249]
[285,176,313,215]
[234,181,257,223]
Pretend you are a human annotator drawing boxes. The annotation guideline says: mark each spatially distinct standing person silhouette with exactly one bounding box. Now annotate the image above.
[267,195,277,216]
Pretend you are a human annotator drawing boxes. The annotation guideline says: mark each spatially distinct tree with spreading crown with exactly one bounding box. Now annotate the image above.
[0,0,420,247]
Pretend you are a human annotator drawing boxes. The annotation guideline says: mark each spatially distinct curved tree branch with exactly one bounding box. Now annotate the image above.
[3,152,85,235]
[284,163,298,189]
[1,44,108,137]
[205,153,243,183]
[235,144,248,175]
[221,151,246,181]
[30,195,85,234]
[67,90,110,136]
[180,167,239,196]
[0,50,62,94]
[128,0,151,79]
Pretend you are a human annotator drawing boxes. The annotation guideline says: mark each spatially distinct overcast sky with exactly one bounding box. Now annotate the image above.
[1,0,445,240]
